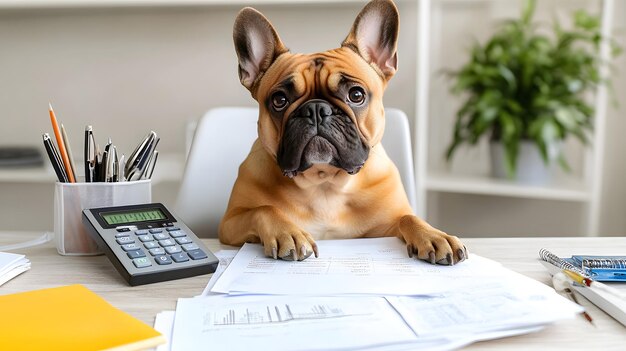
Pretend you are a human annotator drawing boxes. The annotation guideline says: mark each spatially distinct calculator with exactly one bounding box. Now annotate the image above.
[82,203,218,286]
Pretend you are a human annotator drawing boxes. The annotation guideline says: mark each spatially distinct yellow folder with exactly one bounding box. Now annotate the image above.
[0,284,165,351]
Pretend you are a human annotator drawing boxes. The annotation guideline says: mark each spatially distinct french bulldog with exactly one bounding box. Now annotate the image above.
[219,0,467,265]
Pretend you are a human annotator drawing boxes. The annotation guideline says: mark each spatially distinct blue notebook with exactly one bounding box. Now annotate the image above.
[563,255,626,282]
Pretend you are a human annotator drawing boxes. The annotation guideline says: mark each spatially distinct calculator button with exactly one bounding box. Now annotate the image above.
[169,230,186,238]
[133,257,152,268]
[159,239,175,247]
[137,235,152,242]
[155,255,172,265]
[153,233,169,240]
[187,249,208,260]
[115,232,130,238]
[175,237,192,245]
[149,248,166,256]
[144,241,159,249]
[126,249,146,259]
[116,227,130,232]
[135,229,149,235]
[165,246,182,254]
[181,243,199,252]
[166,227,181,232]
[121,243,140,251]
[149,228,163,234]
[116,236,135,245]
[171,252,189,263]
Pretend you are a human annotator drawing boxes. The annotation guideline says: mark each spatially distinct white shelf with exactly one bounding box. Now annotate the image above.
[425,172,590,202]
[0,0,366,9]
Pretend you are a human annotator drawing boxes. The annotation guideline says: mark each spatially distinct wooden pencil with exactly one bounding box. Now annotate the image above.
[49,103,76,183]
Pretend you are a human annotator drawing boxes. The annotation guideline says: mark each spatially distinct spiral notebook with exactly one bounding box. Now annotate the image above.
[539,249,626,282]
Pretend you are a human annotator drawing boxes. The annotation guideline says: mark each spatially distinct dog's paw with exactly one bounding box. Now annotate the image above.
[260,229,318,261]
[403,224,467,266]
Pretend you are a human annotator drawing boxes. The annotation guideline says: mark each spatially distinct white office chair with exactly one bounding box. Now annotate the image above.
[175,107,416,238]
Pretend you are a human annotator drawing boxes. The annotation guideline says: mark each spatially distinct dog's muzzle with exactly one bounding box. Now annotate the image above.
[277,99,369,178]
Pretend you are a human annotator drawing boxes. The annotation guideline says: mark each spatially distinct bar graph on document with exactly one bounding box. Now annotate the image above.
[214,302,351,326]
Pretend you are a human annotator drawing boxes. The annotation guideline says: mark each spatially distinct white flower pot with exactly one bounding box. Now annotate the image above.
[489,140,558,184]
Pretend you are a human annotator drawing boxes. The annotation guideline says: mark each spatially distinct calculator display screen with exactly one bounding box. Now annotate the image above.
[101,208,167,225]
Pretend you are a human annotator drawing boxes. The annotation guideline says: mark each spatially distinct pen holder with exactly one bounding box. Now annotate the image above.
[54,180,152,256]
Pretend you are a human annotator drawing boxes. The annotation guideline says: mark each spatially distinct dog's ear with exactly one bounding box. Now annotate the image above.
[342,0,399,81]
[233,8,288,91]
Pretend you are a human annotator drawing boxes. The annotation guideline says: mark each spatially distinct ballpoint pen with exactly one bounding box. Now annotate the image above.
[126,131,156,176]
[42,133,69,183]
[136,137,160,180]
[110,146,118,182]
[102,139,112,182]
[48,103,75,183]
[84,126,95,182]
[144,150,158,180]
[552,272,594,325]
[563,270,626,300]
[118,154,126,182]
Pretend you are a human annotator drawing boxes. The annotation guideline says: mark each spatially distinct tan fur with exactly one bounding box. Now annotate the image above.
[220,0,466,264]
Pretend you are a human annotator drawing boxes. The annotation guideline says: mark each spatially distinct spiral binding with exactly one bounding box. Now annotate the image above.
[581,258,626,269]
[538,248,589,277]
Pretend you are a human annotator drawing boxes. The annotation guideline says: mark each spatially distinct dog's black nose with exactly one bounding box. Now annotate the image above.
[296,99,333,125]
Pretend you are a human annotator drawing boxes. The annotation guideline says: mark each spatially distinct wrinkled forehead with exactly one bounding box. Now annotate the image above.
[255,47,384,99]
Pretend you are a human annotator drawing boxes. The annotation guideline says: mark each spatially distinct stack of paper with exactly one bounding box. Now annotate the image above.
[155,237,583,351]
[0,251,30,286]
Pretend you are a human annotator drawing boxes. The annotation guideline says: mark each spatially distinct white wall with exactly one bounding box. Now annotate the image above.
[0,0,624,237]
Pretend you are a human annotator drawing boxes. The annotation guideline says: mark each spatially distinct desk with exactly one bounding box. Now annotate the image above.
[1,231,625,350]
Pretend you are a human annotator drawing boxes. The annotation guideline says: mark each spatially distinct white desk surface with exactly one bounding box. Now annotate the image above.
[1,232,625,350]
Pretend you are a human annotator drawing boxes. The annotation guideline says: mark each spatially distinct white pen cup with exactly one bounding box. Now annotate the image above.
[54,179,151,256]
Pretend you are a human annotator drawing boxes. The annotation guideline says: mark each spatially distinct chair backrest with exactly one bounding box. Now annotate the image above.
[175,107,416,238]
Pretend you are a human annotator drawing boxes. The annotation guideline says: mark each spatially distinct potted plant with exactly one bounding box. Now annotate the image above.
[445,0,621,182]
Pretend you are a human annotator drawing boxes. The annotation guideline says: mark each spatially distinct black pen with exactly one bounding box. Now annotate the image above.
[42,133,68,183]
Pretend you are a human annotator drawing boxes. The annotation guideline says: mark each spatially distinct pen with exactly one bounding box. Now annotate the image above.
[563,270,626,300]
[42,133,69,183]
[48,103,76,183]
[552,272,594,326]
[84,126,95,182]
[118,154,126,182]
[144,150,158,179]
[60,124,77,182]
[110,145,118,182]
[126,133,158,181]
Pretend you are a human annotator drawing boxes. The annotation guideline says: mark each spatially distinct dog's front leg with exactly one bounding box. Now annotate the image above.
[389,215,467,266]
[219,206,318,261]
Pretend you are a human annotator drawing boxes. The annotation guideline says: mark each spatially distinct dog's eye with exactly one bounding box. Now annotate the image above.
[271,92,288,111]
[348,87,365,104]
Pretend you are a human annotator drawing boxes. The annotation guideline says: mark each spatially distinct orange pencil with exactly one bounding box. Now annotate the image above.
[49,103,76,183]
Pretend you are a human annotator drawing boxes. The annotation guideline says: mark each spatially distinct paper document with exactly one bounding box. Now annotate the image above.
[171,295,418,351]
[154,311,175,351]
[0,251,31,286]
[199,250,238,297]
[211,237,510,295]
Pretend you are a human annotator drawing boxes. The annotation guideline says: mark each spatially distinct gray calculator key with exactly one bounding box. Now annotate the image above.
[171,252,189,263]
[149,247,166,256]
[126,249,146,259]
[187,249,208,260]
[116,236,135,245]
[182,243,199,252]
[175,237,192,245]
[169,230,186,238]
[166,227,181,232]
[165,246,182,254]
[159,239,175,247]
[155,255,172,265]
[153,233,169,240]
[137,235,152,242]
[149,228,163,234]
[133,257,152,268]
[135,229,149,235]
[121,243,140,251]
[115,232,130,238]
[144,241,159,249]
